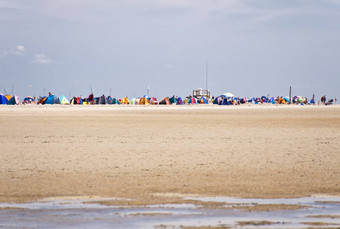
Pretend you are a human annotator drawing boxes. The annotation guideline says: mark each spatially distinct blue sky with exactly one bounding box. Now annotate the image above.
[0,0,339,100]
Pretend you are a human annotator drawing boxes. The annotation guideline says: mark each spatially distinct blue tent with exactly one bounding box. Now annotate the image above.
[200,97,209,104]
[269,97,276,104]
[0,94,9,104]
[7,95,19,105]
[45,95,61,104]
[177,97,183,105]
[112,98,121,104]
[169,96,177,104]
[261,96,268,103]
[219,98,229,105]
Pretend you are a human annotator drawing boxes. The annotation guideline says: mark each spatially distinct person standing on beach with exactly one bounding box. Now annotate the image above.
[335,97,337,105]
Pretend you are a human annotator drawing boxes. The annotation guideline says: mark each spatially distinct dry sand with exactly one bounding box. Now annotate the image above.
[0,105,339,203]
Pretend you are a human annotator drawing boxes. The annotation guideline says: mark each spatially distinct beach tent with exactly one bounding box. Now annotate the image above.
[7,95,19,105]
[130,98,136,105]
[111,98,121,104]
[213,97,217,104]
[45,95,54,104]
[45,95,61,104]
[0,94,9,104]
[73,97,83,104]
[188,97,197,104]
[121,97,129,104]
[97,95,110,104]
[284,97,290,103]
[169,96,177,104]
[70,97,83,104]
[38,96,47,104]
[213,97,221,104]
[219,97,233,105]
[107,96,113,104]
[269,97,275,104]
[59,95,70,105]
[277,97,285,104]
[260,96,268,103]
[199,97,209,104]
[140,97,151,105]
[177,97,183,105]
[219,97,227,105]
[150,97,158,105]
[165,97,171,105]
[239,98,247,104]
[159,97,170,105]
[23,96,35,104]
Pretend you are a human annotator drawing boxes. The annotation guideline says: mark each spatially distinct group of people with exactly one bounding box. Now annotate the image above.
[321,95,337,105]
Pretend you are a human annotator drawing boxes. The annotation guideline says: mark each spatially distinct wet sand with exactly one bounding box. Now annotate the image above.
[0,105,339,203]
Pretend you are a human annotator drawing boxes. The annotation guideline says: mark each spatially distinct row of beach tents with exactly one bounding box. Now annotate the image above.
[0,93,324,105]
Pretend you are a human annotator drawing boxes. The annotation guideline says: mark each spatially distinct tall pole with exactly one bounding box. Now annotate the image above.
[206,61,208,90]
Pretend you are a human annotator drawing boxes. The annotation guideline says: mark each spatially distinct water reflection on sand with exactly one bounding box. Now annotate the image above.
[0,195,339,228]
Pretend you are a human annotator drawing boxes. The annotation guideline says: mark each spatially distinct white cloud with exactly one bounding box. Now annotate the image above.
[9,45,25,55]
[32,53,51,64]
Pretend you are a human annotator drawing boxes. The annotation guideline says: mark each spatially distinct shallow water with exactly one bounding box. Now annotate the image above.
[0,196,339,228]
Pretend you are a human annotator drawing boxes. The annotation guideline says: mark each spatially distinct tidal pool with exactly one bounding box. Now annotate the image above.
[0,195,339,228]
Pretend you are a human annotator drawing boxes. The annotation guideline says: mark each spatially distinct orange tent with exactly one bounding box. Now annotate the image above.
[121,97,129,104]
[140,97,151,105]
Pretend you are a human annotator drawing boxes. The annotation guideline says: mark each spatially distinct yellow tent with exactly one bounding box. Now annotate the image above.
[122,97,129,104]
[140,97,151,105]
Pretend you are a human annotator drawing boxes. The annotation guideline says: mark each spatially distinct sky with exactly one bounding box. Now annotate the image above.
[0,0,340,100]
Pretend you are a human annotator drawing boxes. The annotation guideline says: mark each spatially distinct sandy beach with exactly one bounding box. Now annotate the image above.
[0,105,339,204]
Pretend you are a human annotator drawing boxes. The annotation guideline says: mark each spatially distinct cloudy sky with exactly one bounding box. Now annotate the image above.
[0,0,339,99]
